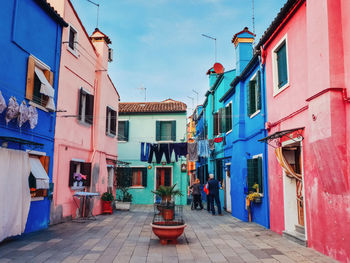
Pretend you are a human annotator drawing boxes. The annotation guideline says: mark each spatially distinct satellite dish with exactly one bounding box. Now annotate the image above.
[213,63,224,74]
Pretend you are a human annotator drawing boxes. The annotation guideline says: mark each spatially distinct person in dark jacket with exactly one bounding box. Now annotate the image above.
[207,174,222,215]
[190,178,203,210]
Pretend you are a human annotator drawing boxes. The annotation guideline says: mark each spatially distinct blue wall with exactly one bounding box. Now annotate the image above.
[0,0,63,233]
[222,57,270,228]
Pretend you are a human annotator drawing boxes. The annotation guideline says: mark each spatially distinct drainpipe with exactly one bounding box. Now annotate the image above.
[343,88,350,102]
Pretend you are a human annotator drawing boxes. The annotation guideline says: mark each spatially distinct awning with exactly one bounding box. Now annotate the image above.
[34,67,56,111]
[29,157,49,189]
[259,127,304,143]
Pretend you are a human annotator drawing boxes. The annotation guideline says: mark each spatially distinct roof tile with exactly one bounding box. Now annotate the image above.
[119,100,187,114]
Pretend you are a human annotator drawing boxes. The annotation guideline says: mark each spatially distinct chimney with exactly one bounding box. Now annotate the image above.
[90,28,113,70]
[232,27,255,75]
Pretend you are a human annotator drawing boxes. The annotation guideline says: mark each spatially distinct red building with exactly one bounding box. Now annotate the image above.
[257,0,350,262]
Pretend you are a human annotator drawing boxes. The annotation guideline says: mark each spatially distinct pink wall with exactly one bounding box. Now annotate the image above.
[264,1,350,262]
[49,0,119,223]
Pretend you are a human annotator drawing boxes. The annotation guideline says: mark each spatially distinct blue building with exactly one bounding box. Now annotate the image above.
[220,28,269,228]
[0,0,67,238]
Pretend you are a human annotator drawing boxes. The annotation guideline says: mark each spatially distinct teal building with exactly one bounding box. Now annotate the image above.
[117,99,188,205]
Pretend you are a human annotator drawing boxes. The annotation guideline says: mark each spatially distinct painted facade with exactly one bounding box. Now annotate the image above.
[220,28,270,228]
[257,0,350,261]
[0,0,66,235]
[48,0,120,223]
[187,114,196,186]
[117,100,188,205]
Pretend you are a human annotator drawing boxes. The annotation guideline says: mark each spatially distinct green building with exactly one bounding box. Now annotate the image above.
[117,99,188,205]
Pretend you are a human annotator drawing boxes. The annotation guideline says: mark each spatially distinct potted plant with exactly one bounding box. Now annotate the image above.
[152,184,182,220]
[115,168,133,211]
[101,192,114,214]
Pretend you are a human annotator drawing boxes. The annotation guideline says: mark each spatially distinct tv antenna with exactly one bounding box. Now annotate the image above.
[137,85,147,101]
[84,0,100,28]
[201,34,217,62]
[192,89,199,106]
[187,96,194,110]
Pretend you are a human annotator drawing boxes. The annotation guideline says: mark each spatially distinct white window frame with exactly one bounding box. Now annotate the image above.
[272,34,289,96]
[252,153,264,196]
[67,24,79,58]
[249,72,261,118]
[106,106,116,137]
[78,88,91,126]
[157,119,176,143]
[71,158,86,190]
[118,119,128,142]
[225,102,233,135]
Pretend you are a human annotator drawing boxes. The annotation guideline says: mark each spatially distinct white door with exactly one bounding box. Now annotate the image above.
[226,165,231,212]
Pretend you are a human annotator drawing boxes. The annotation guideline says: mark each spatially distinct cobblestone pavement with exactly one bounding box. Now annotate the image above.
[0,205,337,263]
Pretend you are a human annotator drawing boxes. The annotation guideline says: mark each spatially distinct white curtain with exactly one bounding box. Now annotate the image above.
[0,148,31,242]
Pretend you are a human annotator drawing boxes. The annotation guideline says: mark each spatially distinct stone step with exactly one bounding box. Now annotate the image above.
[283,230,308,247]
[295,224,305,234]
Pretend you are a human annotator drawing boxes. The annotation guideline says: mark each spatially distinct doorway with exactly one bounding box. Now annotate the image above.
[225,164,231,212]
[156,167,172,188]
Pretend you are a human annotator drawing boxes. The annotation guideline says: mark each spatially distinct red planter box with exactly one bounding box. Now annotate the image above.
[102,200,113,214]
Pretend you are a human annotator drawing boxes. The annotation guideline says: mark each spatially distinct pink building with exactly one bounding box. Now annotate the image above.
[257,0,350,261]
[48,0,120,223]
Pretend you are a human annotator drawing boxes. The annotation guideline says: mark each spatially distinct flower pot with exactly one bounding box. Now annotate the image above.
[102,200,113,214]
[162,208,174,221]
[115,201,131,211]
[151,223,186,245]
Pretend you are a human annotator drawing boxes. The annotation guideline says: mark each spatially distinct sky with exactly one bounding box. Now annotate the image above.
[71,0,286,112]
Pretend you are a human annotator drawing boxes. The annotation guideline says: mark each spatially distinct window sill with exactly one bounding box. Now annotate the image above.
[273,82,290,97]
[78,120,92,127]
[67,46,79,58]
[130,186,145,189]
[71,186,85,191]
[31,197,44,201]
[249,110,261,119]
[28,101,48,112]
[156,140,175,143]
[106,132,116,138]
[118,140,128,143]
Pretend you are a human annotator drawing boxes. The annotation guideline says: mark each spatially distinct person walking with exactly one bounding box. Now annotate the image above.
[207,174,222,216]
[190,178,203,210]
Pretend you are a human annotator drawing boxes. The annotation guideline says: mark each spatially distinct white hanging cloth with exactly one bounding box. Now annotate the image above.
[0,148,31,242]
[18,101,29,128]
[28,105,38,129]
[0,91,6,114]
[5,97,19,124]
[34,67,55,111]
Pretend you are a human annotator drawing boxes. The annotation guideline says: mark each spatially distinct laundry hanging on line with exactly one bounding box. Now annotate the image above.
[197,140,210,158]
[188,142,198,162]
[140,142,188,164]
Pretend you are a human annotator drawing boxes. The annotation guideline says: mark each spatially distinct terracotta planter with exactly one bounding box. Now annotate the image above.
[151,223,186,245]
[162,208,174,220]
[102,200,113,214]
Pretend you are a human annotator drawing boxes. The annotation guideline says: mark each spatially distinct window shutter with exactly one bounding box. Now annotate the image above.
[222,108,227,133]
[257,157,263,193]
[257,71,262,111]
[171,120,176,141]
[156,121,161,141]
[39,156,50,174]
[26,56,35,100]
[277,43,288,88]
[213,113,218,136]
[249,81,256,115]
[247,159,255,192]
[111,110,116,135]
[246,82,251,116]
[124,121,129,141]
[81,162,92,187]
[227,104,232,131]
[78,89,83,120]
[69,161,76,186]
[142,168,147,187]
[105,107,109,134]
[85,94,94,124]
[126,168,132,187]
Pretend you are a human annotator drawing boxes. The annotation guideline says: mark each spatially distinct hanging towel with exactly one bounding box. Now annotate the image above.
[140,142,150,162]
[148,143,159,163]
[214,137,223,143]
[171,143,188,162]
[188,142,198,162]
[209,139,215,150]
[156,144,171,164]
[202,140,210,157]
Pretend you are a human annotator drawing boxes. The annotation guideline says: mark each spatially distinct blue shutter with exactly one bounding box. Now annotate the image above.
[156,121,161,141]
[171,121,176,141]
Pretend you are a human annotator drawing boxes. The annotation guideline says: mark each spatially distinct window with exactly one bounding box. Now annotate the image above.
[116,167,147,187]
[107,166,114,193]
[69,160,92,187]
[213,112,219,136]
[218,104,232,134]
[28,155,50,198]
[225,103,232,132]
[272,35,289,95]
[68,25,78,55]
[247,71,261,117]
[78,88,94,125]
[247,156,263,193]
[156,120,176,141]
[26,55,55,111]
[118,120,129,141]
[106,106,117,136]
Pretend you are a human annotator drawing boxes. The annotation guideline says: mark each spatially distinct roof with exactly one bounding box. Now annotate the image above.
[119,100,187,114]
[255,0,304,50]
[231,27,255,43]
[91,28,112,44]
[34,0,68,27]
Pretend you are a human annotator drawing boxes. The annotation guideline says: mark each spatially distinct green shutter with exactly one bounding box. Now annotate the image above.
[277,43,288,88]
[156,121,160,141]
[247,159,255,192]
[246,82,251,116]
[257,157,263,193]
[225,104,232,132]
[171,120,176,141]
[142,168,147,187]
[124,121,129,141]
[257,71,262,111]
